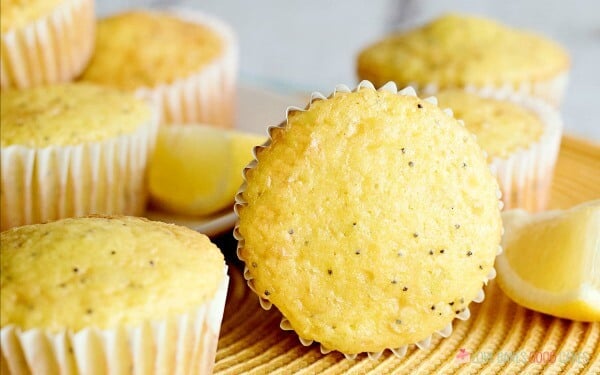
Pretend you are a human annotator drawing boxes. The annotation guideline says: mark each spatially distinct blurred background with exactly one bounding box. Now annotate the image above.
[98,0,600,141]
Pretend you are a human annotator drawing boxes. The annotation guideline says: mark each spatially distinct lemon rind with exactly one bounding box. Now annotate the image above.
[496,250,600,320]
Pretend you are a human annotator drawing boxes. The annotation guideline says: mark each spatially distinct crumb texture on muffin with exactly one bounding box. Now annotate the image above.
[0,0,65,32]
[237,87,502,354]
[79,11,224,90]
[357,13,570,89]
[435,89,544,159]
[0,84,152,147]
[0,216,225,331]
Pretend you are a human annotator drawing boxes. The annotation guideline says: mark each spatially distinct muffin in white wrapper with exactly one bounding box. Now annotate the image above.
[138,9,238,127]
[488,94,562,212]
[0,275,228,374]
[79,9,238,127]
[0,0,95,90]
[435,87,563,212]
[234,81,503,358]
[357,14,570,108]
[0,217,229,374]
[0,84,159,230]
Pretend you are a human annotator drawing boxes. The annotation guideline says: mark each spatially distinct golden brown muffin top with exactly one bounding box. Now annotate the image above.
[357,13,570,89]
[79,11,224,90]
[435,89,544,159]
[1,216,225,331]
[1,83,152,147]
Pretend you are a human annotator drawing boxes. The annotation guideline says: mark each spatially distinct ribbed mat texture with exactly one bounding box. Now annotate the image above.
[215,136,600,374]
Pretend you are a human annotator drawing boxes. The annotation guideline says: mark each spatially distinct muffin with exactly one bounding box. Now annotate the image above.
[234,81,503,357]
[435,88,563,212]
[0,216,229,374]
[357,13,570,107]
[1,0,95,90]
[79,10,238,127]
[0,83,158,230]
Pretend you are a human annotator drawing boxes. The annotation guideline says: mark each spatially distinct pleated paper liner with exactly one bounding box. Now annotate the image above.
[134,8,238,127]
[1,270,229,374]
[214,135,600,374]
[0,0,95,89]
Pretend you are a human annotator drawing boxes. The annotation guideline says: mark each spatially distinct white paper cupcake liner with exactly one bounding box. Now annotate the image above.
[0,268,228,375]
[0,113,159,231]
[457,87,563,212]
[0,0,95,90]
[233,81,503,359]
[415,71,569,109]
[133,8,238,127]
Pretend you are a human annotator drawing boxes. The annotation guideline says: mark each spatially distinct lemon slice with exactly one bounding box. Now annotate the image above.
[148,124,265,216]
[496,200,600,321]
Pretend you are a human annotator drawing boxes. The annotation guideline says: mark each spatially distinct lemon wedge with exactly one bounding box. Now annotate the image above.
[496,200,600,321]
[148,124,265,216]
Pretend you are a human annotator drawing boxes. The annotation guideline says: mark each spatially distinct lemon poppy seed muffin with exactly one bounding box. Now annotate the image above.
[0,83,158,230]
[235,82,503,356]
[357,13,570,106]
[435,90,544,159]
[1,0,95,89]
[80,11,222,91]
[0,216,228,374]
[1,84,150,148]
[435,89,563,211]
[79,10,238,126]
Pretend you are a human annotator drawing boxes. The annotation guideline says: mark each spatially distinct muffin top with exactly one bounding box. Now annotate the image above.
[0,0,65,33]
[435,90,544,159]
[79,11,224,90]
[0,83,152,148]
[0,216,225,331]
[357,13,569,89]
[237,86,502,354]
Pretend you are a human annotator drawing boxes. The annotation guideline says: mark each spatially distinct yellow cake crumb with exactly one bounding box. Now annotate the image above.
[237,87,502,354]
[357,13,569,89]
[0,83,152,147]
[435,89,544,159]
[0,216,225,331]
[79,11,223,90]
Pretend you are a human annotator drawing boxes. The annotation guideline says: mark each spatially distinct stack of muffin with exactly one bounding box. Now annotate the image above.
[1,1,236,373]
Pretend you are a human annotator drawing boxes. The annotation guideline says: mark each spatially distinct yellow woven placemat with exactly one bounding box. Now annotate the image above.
[214,136,600,374]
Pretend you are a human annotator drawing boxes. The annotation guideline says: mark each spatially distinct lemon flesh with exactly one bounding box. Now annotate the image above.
[497,200,600,321]
[148,124,264,216]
